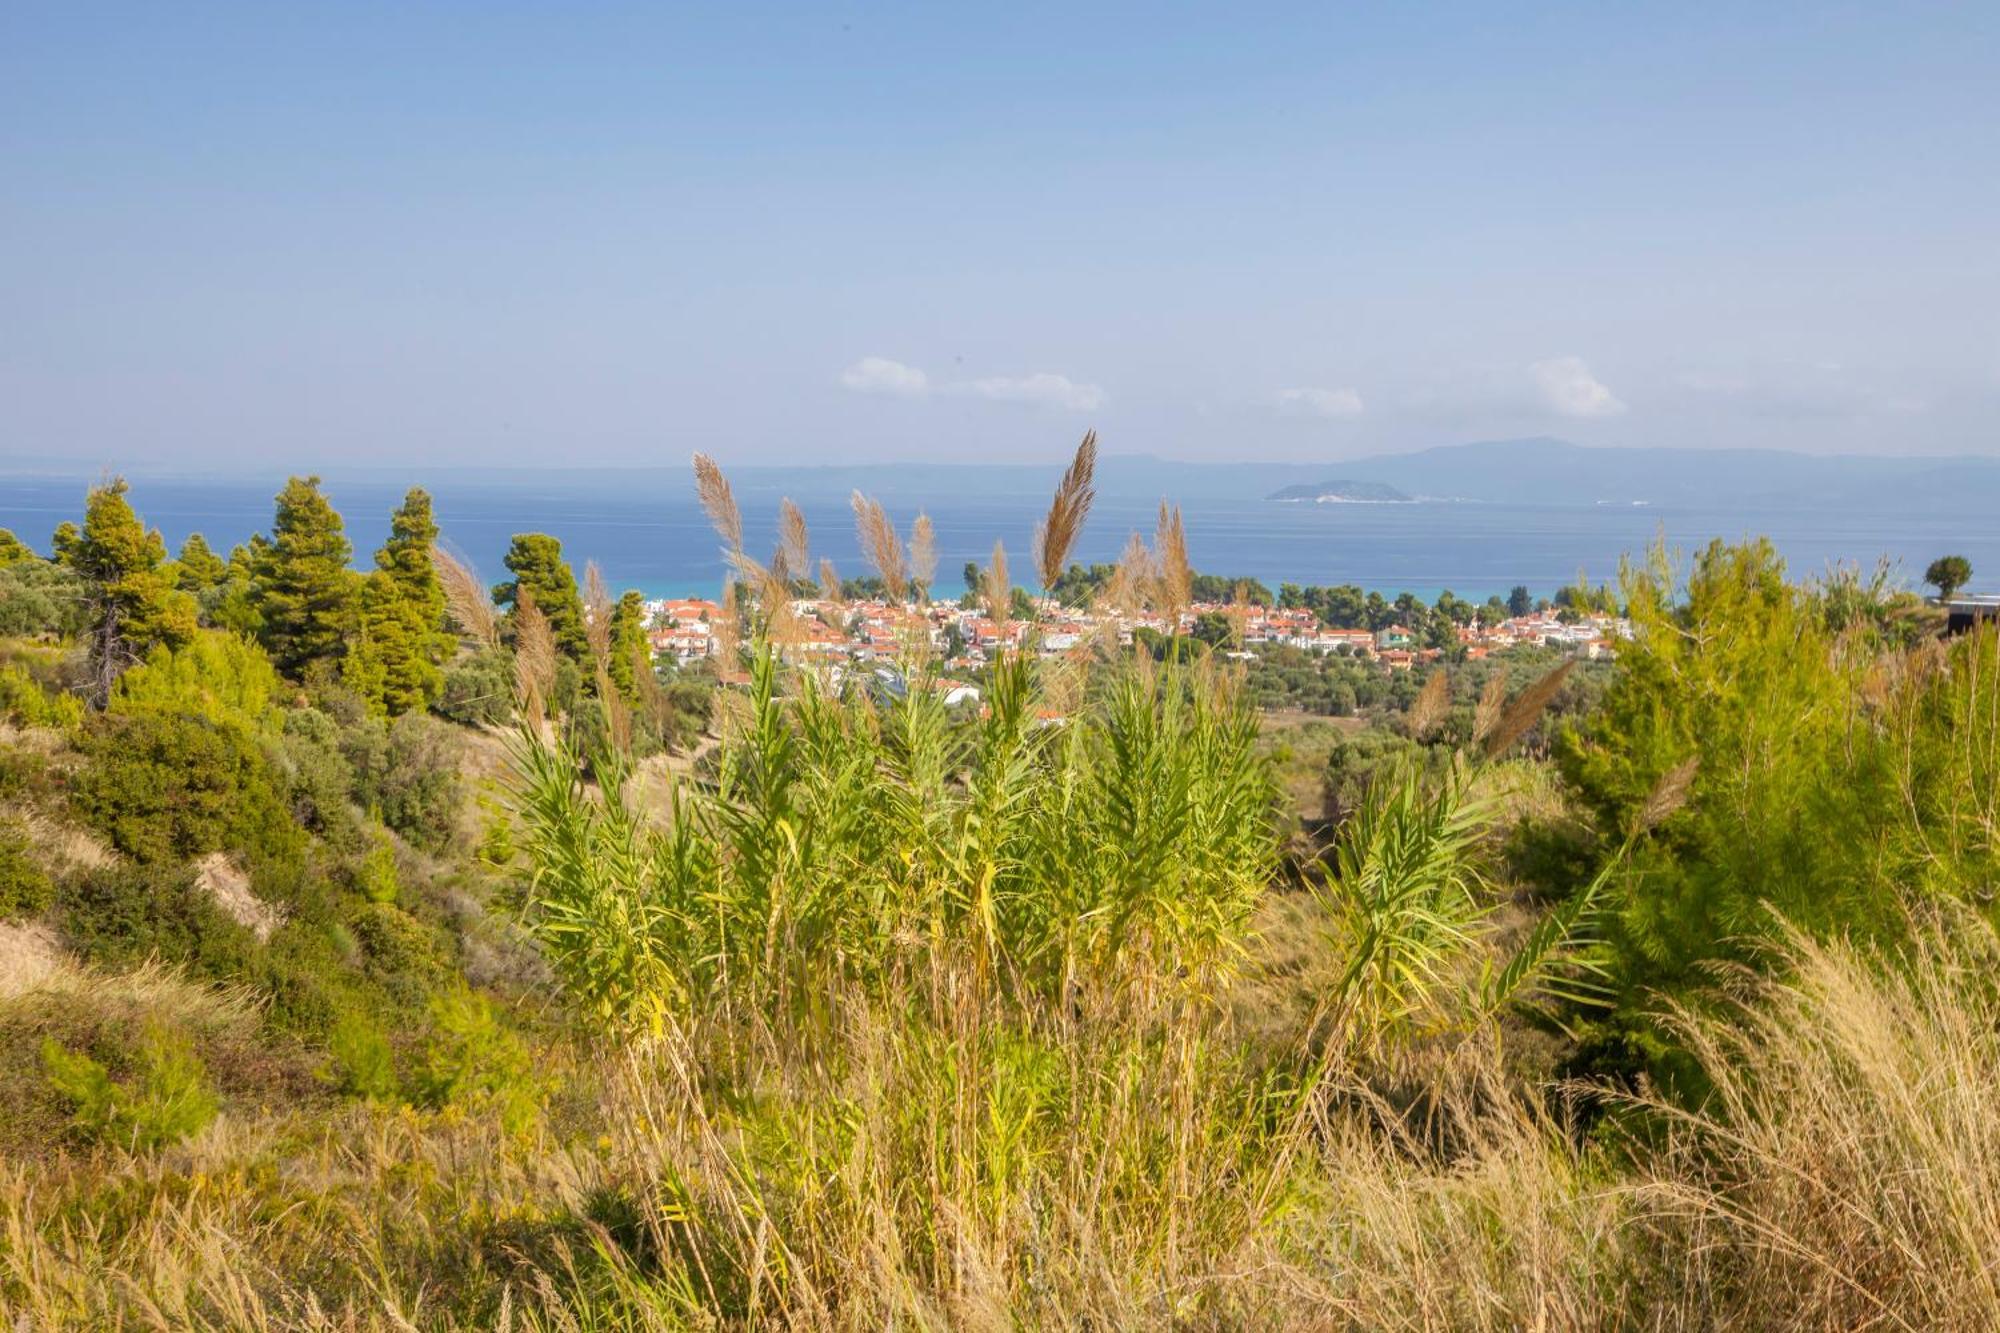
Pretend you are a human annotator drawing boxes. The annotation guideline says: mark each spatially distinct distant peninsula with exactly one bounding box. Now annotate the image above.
[1265,479,1415,504]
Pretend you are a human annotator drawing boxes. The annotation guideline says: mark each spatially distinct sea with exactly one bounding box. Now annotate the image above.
[2,467,1994,604]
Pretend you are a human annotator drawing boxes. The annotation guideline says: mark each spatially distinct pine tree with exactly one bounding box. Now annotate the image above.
[376,489,451,666]
[175,533,228,592]
[72,480,197,702]
[50,522,80,567]
[255,476,357,678]
[606,590,651,701]
[493,533,587,662]
[0,530,33,567]
[343,570,440,717]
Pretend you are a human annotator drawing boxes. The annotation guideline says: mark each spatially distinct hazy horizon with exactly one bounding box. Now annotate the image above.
[5,5,1997,470]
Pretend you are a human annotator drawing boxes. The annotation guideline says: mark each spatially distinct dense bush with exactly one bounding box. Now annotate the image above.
[41,1022,218,1151]
[72,710,301,867]
[270,705,361,847]
[0,560,89,639]
[344,713,465,854]
[0,817,55,919]
[437,647,515,727]
[109,630,283,729]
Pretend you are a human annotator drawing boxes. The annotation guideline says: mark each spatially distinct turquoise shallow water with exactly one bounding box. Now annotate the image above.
[2,468,1993,604]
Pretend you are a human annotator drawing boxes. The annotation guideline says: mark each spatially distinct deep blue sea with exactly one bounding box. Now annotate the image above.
[3,468,1993,603]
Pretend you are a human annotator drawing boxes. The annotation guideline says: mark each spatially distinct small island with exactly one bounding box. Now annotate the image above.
[1266,479,1415,504]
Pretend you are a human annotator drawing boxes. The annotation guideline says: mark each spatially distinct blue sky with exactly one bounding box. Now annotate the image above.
[3,2,1996,468]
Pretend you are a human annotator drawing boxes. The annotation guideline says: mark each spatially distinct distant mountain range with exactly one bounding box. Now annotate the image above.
[1265,479,1414,504]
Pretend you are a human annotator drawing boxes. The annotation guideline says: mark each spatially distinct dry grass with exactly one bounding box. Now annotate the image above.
[8,916,1996,1328]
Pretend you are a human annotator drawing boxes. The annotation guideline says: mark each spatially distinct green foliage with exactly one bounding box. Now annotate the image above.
[345,490,449,717]
[1550,539,1936,1077]
[437,646,515,727]
[174,532,228,592]
[516,644,1274,1033]
[271,706,360,846]
[377,488,449,648]
[322,1012,400,1102]
[344,713,465,853]
[73,479,198,697]
[254,476,356,678]
[0,558,89,638]
[0,661,85,733]
[0,817,55,920]
[412,987,540,1133]
[41,1022,219,1151]
[54,863,261,977]
[1925,553,1973,602]
[1323,757,1491,1047]
[356,832,400,904]
[109,630,281,730]
[605,589,649,701]
[345,569,444,717]
[73,710,301,866]
[0,529,34,566]
[494,533,587,661]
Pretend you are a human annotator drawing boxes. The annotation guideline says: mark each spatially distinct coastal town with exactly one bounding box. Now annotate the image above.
[642,591,1630,676]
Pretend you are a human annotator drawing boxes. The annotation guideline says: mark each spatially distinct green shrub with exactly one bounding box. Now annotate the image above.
[109,630,282,730]
[322,1012,400,1102]
[271,706,361,848]
[0,559,89,638]
[349,901,448,1002]
[356,834,400,905]
[55,863,260,977]
[41,1021,219,1150]
[412,987,539,1133]
[72,710,302,866]
[0,817,55,919]
[346,713,464,853]
[0,661,85,733]
[437,647,515,728]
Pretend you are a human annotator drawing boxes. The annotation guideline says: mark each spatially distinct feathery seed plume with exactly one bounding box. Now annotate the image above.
[513,591,556,725]
[909,512,937,600]
[1472,671,1509,746]
[1154,501,1192,620]
[431,544,499,649]
[1035,429,1098,590]
[583,560,612,666]
[983,540,1011,630]
[1483,659,1575,758]
[692,453,743,555]
[850,491,908,602]
[1409,669,1450,740]
[776,498,809,585]
[818,557,842,605]
[1632,755,1699,837]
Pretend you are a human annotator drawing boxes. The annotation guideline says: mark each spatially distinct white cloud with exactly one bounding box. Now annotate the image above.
[1275,386,1365,419]
[958,372,1106,412]
[1530,356,1626,418]
[839,356,930,398]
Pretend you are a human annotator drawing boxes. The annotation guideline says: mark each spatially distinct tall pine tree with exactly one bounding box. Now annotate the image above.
[344,490,450,716]
[344,570,441,717]
[72,479,197,701]
[493,533,587,662]
[255,476,356,678]
[606,589,651,701]
[174,533,228,592]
